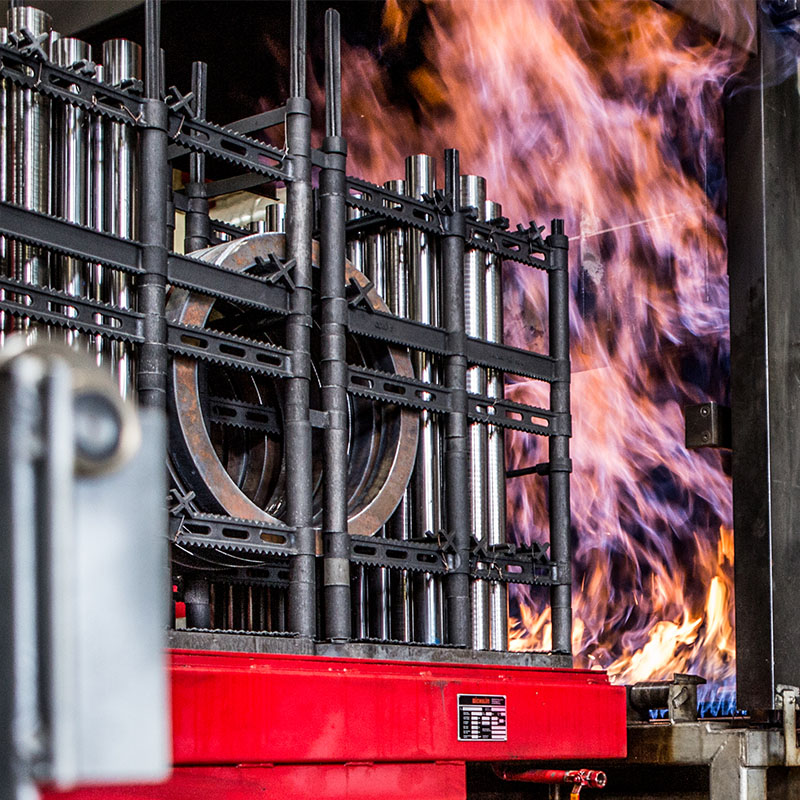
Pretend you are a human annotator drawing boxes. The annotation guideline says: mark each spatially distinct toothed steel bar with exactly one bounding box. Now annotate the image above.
[340,174,552,268]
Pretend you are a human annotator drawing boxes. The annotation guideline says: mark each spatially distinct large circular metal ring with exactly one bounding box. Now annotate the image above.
[167,232,418,536]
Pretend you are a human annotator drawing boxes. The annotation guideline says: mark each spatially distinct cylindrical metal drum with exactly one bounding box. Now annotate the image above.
[103,38,141,399]
[7,6,54,344]
[485,198,508,650]
[52,37,92,350]
[384,178,413,642]
[406,154,443,644]
[461,175,490,650]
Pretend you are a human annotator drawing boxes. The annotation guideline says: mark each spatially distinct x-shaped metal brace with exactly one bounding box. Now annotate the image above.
[167,84,196,117]
[253,253,297,290]
[168,485,197,516]
[9,26,49,60]
[518,220,547,250]
[346,276,375,311]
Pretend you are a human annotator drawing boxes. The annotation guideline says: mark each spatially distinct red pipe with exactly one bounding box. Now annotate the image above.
[493,767,607,788]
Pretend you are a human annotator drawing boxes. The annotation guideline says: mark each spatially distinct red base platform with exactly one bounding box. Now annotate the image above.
[42,649,626,799]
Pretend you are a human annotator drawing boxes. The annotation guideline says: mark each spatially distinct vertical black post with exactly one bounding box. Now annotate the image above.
[546,219,572,656]
[320,10,351,641]
[286,0,316,638]
[137,0,168,412]
[184,61,210,254]
[726,14,800,713]
[442,149,471,647]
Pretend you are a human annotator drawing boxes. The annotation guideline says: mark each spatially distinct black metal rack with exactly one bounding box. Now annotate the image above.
[0,0,572,658]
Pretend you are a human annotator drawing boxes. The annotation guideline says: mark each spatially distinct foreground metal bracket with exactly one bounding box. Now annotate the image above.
[776,685,800,766]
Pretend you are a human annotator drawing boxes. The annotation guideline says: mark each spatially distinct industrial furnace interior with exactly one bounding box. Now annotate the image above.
[3,1,800,799]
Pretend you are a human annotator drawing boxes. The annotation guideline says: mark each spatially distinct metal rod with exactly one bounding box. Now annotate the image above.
[364,196,389,640]
[460,175,488,650]
[383,178,412,642]
[52,38,92,351]
[89,63,106,368]
[320,8,351,642]
[137,0,168,411]
[7,6,53,345]
[442,149,470,647]
[103,37,141,399]
[547,218,572,655]
[0,26,9,342]
[485,200,507,650]
[184,61,210,253]
[405,154,443,644]
[345,202,368,639]
[286,0,316,638]
[289,0,306,99]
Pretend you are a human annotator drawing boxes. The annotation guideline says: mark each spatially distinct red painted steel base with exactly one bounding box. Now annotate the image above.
[41,649,626,799]
[41,762,466,800]
[171,649,627,764]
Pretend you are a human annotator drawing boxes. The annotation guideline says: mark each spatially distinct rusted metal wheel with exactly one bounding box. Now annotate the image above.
[167,232,418,537]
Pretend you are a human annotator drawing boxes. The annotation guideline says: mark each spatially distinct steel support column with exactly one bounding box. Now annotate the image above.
[320,9,351,641]
[442,150,470,647]
[285,0,316,638]
[137,0,168,411]
[547,220,572,656]
[725,10,800,712]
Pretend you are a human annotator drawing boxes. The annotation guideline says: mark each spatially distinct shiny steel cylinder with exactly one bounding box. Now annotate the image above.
[406,154,442,644]
[103,39,141,399]
[383,178,412,641]
[89,64,107,366]
[52,38,92,349]
[346,202,369,639]
[383,180,409,316]
[266,202,286,233]
[485,199,508,650]
[461,175,489,650]
[8,7,53,344]
[364,218,390,639]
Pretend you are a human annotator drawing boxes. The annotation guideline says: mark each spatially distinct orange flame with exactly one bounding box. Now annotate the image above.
[333,0,752,703]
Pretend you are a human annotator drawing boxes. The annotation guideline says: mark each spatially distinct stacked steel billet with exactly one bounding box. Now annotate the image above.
[320,8,351,641]
[286,0,316,637]
[52,37,92,350]
[184,61,211,254]
[460,175,490,650]
[485,198,508,650]
[406,154,444,644]
[442,149,470,647]
[384,178,413,642]
[547,219,572,654]
[7,6,53,344]
[103,37,141,399]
